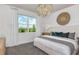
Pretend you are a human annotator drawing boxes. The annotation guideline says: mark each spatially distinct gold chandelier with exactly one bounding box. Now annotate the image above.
[37,4,53,16]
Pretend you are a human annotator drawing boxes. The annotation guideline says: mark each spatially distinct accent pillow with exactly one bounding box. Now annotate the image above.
[54,32,63,37]
[68,32,75,39]
[51,32,60,36]
[51,32,69,38]
[51,32,55,36]
[42,32,50,35]
[62,32,69,38]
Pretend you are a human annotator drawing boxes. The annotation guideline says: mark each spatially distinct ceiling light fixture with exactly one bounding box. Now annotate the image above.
[37,4,53,16]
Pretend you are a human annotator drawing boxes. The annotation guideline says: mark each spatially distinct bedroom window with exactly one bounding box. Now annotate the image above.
[18,15,37,33]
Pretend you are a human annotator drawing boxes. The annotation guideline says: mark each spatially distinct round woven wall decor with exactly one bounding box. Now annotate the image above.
[57,12,70,25]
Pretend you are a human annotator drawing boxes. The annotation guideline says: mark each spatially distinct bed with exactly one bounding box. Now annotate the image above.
[33,35,78,55]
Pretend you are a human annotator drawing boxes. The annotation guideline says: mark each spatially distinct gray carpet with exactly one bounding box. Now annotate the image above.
[6,42,47,55]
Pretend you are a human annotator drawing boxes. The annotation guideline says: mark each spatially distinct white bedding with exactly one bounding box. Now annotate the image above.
[34,35,78,55]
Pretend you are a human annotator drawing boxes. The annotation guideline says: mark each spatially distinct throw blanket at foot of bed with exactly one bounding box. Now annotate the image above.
[34,36,78,55]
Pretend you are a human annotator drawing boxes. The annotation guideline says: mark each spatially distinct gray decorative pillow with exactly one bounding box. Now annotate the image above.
[68,32,75,39]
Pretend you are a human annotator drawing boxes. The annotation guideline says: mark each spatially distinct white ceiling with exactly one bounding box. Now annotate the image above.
[9,4,74,13]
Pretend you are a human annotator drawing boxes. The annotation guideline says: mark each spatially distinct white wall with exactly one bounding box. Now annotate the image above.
[43,5,79,29]
[1,4,79,47]
[0,5,41,47]
[0,5,18,47]
[17,8,41,45]
[42,5,79,38]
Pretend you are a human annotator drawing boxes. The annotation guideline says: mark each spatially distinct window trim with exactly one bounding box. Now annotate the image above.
[18,14,37,33]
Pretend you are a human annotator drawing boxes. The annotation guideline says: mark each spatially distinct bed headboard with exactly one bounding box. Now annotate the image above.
[46,25,79,40]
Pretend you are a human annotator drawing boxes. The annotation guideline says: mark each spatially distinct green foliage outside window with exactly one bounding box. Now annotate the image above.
[18,15,37,33]
[19,24,36,33]
[29,24,36,32]
[19,27,28,33]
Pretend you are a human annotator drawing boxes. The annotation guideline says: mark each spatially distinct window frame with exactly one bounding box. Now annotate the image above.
[18,14,37,33]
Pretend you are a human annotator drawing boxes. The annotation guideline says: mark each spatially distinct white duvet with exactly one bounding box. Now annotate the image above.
[34,35,78,55]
